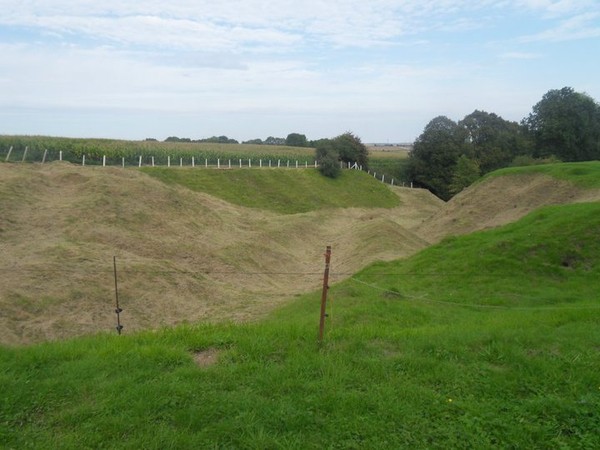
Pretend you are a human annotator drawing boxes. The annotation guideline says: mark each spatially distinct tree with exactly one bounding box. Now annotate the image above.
[285,133,308,147]
[315,140,340,178]
[450,155,480,195]
[264,136,286,145]
[523,87,600,161]
[459,110,531,174]
[331,132,369,169]
[407,116,467,200]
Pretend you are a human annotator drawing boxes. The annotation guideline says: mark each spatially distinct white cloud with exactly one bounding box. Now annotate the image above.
[519,12,600,42]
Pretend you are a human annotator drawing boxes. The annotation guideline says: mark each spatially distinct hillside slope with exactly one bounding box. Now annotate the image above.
[416,169,600,243]
[0,163,440,345]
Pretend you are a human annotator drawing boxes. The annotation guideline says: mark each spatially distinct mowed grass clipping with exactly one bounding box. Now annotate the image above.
[141,167,400,213]
[488,161,600,188]
[1,202,599,448]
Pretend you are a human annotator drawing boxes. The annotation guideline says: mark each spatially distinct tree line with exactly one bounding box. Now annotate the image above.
[163,133,314,147]
[407,87,600,200]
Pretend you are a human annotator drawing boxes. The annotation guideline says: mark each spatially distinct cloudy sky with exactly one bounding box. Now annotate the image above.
[1,0,599,143]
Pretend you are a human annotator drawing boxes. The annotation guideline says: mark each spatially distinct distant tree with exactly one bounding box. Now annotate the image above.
[459,110,531,174]
[315,140,340,178]
[264,136,286,145]
[407,116,467,200]
[243,138,264,145]
[523,87,600,161]
[331,132,369,169]
[165,136,191,143]
[145,138,158,142]
[198,136,239,144]
[450,155,480,195]
[285,133,308,147]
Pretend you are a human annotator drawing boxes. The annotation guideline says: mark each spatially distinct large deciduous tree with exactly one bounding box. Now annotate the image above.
[407,116,467,200]
[459,110,531,173]
[523,87,600,161]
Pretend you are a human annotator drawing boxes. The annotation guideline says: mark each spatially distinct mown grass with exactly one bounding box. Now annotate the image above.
[1,201,599,448]
[141,168,401,214]
[487,161,600,188]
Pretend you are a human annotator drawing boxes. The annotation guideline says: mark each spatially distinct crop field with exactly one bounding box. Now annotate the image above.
[0,135,412,183]
[0,135,315,167]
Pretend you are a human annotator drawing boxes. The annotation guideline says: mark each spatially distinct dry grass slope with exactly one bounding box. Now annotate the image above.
[0,163,440,345]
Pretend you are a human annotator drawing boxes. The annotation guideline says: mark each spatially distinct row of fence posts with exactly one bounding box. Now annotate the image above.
[4,147,412,188]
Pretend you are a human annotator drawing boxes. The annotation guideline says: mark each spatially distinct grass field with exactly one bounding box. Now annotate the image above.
[142,167,400,214]
[1,199,599,448]
[488,161,600,189]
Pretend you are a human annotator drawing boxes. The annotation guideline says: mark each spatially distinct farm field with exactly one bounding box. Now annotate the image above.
[0,135,412,184]
[1,160,599,448]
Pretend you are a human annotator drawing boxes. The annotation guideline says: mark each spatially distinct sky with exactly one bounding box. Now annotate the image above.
[0,0,599,143]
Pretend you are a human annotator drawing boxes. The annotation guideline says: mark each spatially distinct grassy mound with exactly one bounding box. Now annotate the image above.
[487,161,600,188]
[142,168,400,214]
[2,202,599,448]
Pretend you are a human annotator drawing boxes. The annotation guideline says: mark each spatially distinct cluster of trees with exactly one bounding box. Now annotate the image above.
[315,132,369,178]
[165,136,239,144]
[407,87,600,200]
[163,133,313,147]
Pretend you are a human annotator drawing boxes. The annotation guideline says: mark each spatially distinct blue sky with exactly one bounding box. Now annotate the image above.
[1,0,599,143]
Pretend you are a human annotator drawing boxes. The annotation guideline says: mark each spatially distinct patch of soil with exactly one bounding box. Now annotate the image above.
[192,348,220,367]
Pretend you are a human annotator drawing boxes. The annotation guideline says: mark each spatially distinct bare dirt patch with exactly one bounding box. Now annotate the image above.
[192,348,220,367]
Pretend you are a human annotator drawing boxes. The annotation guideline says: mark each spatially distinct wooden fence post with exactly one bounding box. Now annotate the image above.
[318,245,332,344]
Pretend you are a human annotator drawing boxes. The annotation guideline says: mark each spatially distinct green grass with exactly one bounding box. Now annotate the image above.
[1,201,599,448]
[486,161,600,188]
[141,168,401,214]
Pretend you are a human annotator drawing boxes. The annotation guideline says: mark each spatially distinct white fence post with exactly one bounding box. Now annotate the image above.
[296,160,298,168]
[382,174,385,183]
[151,156,155,167]
[269,160,272,168]
[218,159,221,169]
[5,146,13,162]
[168,156,171,167]
[278,159,281,168]
[22,146,28,163]
[239,159,242,168]
[228,160,231,169]
[59,150,62,161]
[102,155,106,167]
[391,178,394,186]
[260,159,262,168]
[205,158,208,168]
[122,157,125,168]
[192,156,195,167]
[82,154,86,166]
[42,149,48,164]
[180,158,183,167]
[249,158,251,168]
